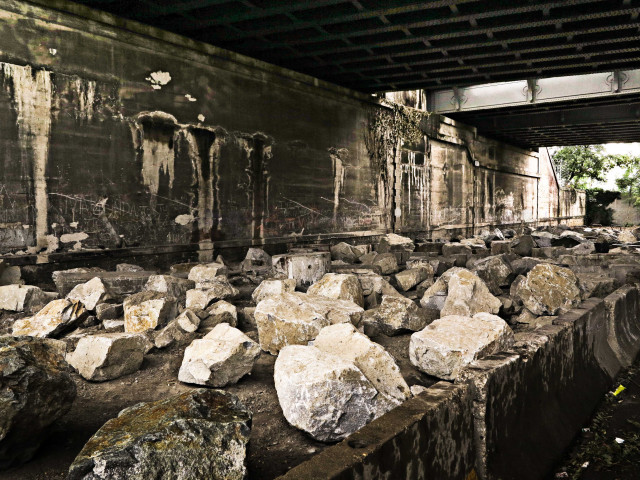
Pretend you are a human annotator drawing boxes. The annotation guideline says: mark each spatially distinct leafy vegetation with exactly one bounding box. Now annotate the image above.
[584,188,621,225]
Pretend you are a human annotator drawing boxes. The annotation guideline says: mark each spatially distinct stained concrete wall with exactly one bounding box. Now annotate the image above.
[0,1,583,263]
[280,284,640,480]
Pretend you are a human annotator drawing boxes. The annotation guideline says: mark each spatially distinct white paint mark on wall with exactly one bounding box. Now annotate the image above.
[328,147,349,225]
[184,94,197,102]
[175,213,195,225]
[60,232,88,243]
[48,48,57,56]
[70,221,79,228]
[2,63,53,248]
[198,114,205,122]
[73,78,96,121]
[145,71,171,90]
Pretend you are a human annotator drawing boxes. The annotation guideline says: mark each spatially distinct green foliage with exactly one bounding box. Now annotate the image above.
[552,145,634,189]
[615,162,640,207]
[584,188,620,226]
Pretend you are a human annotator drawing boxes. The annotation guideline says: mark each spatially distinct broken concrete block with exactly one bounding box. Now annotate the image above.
[53,270,153,301]
[420,267,501,317]
[512,263,581,315]
[363,295,435,336]
[143,275,194,302]
[12,299,86,338]
[66,277,111,311]
[372,253,399,275]
[169,262,201,279]
[0,285,48,313]
[272,252,331,288]
[254,292,364,354]
[251,278,296,304]
[0,265,21,286]
[154,309,200,349]
[576,273,619,300]
[510,235,537,256]
[330,242,361,263]
[393,267,431,292]
[442,243,473,256]
[241,248,272,272]
[67,389,251,480]
[123,291,177,333]
[67,332,150,381]
[95,302,123,321]
[185,277,239,310]
[187,262,228,286]
[307,273,364,307]
[472,255,514,295]
[570,241,596,255]
[115,263,146,272]
[617,230,637,244]
[200,300,238,332]
[178,323,260,387]
[409,313,514,380]
[314,323,410,415]
[0,337,76,468]
[490,240,512,255]
[274,345,378,442]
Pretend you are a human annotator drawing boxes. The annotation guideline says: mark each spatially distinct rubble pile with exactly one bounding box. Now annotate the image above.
[0,225,639,476]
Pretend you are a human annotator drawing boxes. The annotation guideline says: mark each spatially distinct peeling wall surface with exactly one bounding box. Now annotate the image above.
[0,2,584,256]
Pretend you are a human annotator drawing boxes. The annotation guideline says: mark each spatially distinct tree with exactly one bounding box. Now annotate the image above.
[551,145,632,189]
[615,159,640,206]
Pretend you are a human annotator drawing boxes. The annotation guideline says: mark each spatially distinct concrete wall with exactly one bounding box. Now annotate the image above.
[611,196,640,226]
[280,285,640,480]
[0,1,583,265]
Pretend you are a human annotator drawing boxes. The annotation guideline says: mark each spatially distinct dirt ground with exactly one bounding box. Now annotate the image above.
[0,306,437,480]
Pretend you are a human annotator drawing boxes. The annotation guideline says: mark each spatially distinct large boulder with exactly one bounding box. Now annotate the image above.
[410,313,514,380]
[185,277,239,310]
[178,323,260,387]
[67,389,251,480]
[66,277,111,311]
[123,291,177,333]
[314,323,410,414]
[393,267,432,292]
[272,252,331,288]
[307,273,364,307]
[420,267,501,317]
[471,255,514,295]
[254,292,364,354]
[67,333,150,381]
[371,253,399,274]
[358,273,402,309]
[512,263,581,315]
[0,285,48,313]
[330,242,361,263]
[187,263,228,286]
[143,275,194,302]
[0,337,76,468]
[274,345,378,442]
[363,295,435,335]
[53,271,153,301]
[251,278,296,304]
[510,235,537,256]
[12,299,86,338]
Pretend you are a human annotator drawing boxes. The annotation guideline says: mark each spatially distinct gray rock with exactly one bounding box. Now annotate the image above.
[510,235,537,256]
[185,278,239,310]
[272,252,331,288]
[12,299,86,338]
[490,240,511,255]
[394,267,431,292]
[52,271,152,301]
[123,291,178,333]
[95,302,123,321]
[66,277,111,311]
[0,337,76,468]
[67,389,251,480]
[153,309,200,348]
[307,273,364,307]
[512,263,581,315]
[472,255,514,295]
[188,262,228,286]
[178,323,260,387]
[251,278,296,304]
[442,243,472,256]
[330,242,361,263]
[274,345,378,442]
[371,253,399,275]
[201,300,238,332]
[363,295,435,336]
[67,333,150,381]
[143,275,195,302]
[241,248,272,272]
[115,263,145,272]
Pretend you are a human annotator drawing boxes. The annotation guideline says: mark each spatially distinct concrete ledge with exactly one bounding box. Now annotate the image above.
[603,285,640,368]
[278,382,476,480]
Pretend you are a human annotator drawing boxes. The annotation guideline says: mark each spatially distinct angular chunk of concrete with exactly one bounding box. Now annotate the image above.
[363,295,435,335]
[254,292,364,354]
[12,299,86,338]
[274,345,378,442]
[330,242,361,263]
[178,323,260,387]
[251,278,296,304]
[0,285,48,313]
[187,262,228,286]
[185,277,239,310]
[123,291,177,333]
[272,252,331,288]
[154,309,201,348]
[512,263,581,315]
[67,333,150,381]
[394,267,431,292]
[410,313,514,380]
[307,273,364,307]
[143,275,194,302]
[66,277,111,311]
[200,300,238,332]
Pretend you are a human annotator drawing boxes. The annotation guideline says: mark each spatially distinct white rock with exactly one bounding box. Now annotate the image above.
[617,230,637,244]
[254,292,364,354]
[154,309,200,348]
[185,277,239,310]
[178,323,260,387]
[143,275,194,302]
[123,291,177,333]
[274,345,378,442]
[372,253,398,275]
[0,285,48,313]
[394,267,431,292]
[384,233,415,251]
[410,313,514,380]
[66,277,110,311]
[12,299,86,338]
[314,323,410,414]
[251,279,296,304]
[201,300,238,332]
[67,332,151,381]
[307,273,364,307]
[187,263,228,286]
